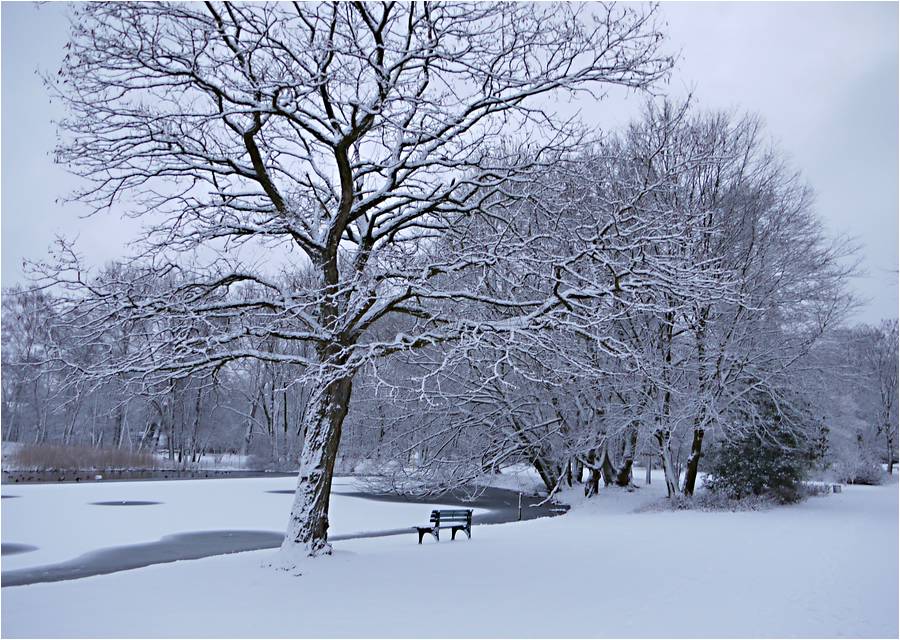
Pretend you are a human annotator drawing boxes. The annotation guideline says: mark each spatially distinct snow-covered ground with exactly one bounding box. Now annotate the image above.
[2,472,896,638]
[0,476,483,571]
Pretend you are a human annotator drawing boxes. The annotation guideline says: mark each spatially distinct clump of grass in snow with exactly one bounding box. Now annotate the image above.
[10,443,159,471]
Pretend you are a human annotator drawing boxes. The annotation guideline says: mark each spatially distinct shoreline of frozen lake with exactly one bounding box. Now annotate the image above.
[0,476,482,571]
[1,476,566,585]
[2,472,896,638]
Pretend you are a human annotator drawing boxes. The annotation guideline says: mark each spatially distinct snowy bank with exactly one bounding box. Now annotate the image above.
[2,477,896,638]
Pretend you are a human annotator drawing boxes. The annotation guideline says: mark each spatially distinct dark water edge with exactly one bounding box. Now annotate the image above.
[1,543,38,557]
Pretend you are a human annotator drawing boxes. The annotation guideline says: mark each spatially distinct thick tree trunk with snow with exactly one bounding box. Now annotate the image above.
[280,372,353,559]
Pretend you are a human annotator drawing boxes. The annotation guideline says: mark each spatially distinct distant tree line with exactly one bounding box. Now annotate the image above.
[4,104,895,490]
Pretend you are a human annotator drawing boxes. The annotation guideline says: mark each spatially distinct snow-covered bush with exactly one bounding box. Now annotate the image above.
[639,491,774,512]
[642,478,834,512]
[798,482,833,498]
[704,401,818,504]
[832,459,886,485]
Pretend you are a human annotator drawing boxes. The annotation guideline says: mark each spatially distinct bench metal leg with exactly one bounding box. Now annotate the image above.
[417,527,439,543]
[451,526,471,541]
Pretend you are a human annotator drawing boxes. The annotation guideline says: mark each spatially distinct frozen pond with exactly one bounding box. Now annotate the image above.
[1,475,564,585]
[0,476,486,572]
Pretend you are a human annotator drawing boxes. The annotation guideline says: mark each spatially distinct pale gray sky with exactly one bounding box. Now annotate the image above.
[2,1,897,324]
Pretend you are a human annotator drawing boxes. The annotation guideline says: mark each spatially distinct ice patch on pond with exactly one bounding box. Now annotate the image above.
[1,530,284,586]
[1,543,37,556]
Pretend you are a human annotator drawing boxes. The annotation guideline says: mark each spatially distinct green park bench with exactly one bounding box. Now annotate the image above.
[414,509,473,544]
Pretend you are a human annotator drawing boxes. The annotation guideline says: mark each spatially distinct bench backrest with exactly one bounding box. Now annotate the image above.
[430,509,472,525]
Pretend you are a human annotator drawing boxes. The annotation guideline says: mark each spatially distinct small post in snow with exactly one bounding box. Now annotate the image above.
[645,454,652,485]
[517,492,522,521]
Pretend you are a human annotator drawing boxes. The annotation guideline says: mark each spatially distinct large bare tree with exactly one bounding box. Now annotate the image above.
[46,2,671,562]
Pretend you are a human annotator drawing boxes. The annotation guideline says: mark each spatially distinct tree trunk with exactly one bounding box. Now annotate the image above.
[279,372,354,561]
[887,427,895,476]
[32,381,47,445]
[283,387,289,442]
[62,394,84,446]
[89,397,99,449]
[598,441,616,487]
[509,415,559,494]
[615,426,638,487]
[584,448,600,497]
[531,455,561,494]
[138,421,157,452]
[682,428,705,496]
[241,394,261,457]
[3,382,23,442]
[655,431,678,497]
[166,409,175,461]
[572,457,584,484]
